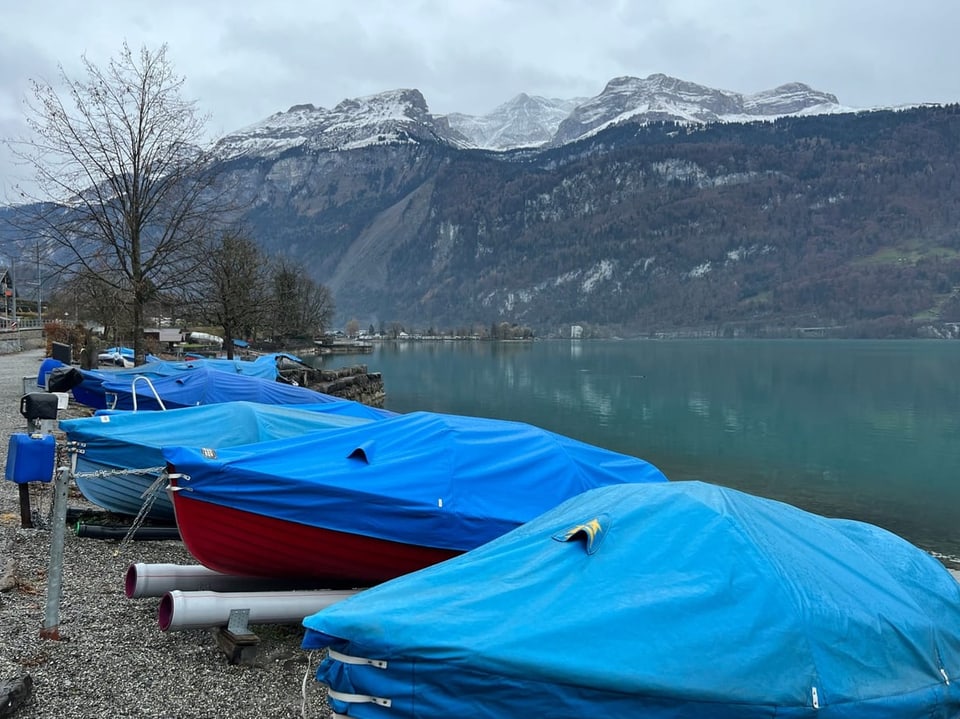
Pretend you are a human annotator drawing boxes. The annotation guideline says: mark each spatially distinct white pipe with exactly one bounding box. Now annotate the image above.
[158,589,360,632]
[125,563,337,599]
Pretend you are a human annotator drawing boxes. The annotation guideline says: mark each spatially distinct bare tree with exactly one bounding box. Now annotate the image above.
[54,269,132,340]
[7,42,225,363]
[270,257,336,343]
[201,229,269,359]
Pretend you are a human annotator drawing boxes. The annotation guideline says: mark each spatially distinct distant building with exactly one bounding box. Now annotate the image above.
[570,325,583,339]
[146,328,184,344]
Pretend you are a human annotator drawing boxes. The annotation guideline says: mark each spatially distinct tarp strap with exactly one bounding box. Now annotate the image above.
[328,648,388,669]
[941,667,950,685]
[811,686,819,709]
[327,688,392,708]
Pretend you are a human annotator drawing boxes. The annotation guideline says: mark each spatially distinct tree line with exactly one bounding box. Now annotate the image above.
[2,43,333,361]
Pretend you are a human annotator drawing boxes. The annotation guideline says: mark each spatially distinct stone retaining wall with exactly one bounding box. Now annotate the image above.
[309,365,386,407]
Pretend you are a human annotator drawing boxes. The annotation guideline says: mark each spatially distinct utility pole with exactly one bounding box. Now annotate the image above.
[36,241,42,324]
[10,261,17,323]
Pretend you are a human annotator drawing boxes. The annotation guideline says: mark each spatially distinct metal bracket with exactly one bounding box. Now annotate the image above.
[227,608,251,635]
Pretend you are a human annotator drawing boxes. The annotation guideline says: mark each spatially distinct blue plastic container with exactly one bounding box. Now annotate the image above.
[4,433,56,484]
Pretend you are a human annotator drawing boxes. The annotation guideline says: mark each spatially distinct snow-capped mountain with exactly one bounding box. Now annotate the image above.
[551,74,843,146]
[212,74,847,161]
[446,93,586,150]
[214,88,470,160]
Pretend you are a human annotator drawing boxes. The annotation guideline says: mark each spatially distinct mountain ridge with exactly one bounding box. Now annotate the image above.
[214,73,851,160]
[211,103,960,337]
[7,74,959,340]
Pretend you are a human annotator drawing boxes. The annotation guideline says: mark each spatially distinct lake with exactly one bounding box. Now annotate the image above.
[321,338,960,564]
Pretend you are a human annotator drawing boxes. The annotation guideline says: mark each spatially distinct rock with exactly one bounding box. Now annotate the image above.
[0,535,14,592]
[0,558,14,593]
[0,674,33,718]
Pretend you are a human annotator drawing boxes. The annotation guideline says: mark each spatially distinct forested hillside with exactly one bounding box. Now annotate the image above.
[220,104,960,336]
[8,104,960,337]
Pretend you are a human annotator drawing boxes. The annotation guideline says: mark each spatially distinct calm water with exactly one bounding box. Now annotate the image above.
[322,339,960,562]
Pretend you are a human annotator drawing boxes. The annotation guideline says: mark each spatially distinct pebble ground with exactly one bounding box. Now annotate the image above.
[0,348,331,718]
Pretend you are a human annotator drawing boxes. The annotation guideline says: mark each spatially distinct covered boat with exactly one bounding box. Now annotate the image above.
[57,356,283,410]
[302,481,960,718]
[98,346,134,367]
[99,364,363,410]
[163,411,668,585]
[61,401,386,521]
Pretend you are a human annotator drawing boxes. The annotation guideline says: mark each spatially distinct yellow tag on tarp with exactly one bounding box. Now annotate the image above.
[553,515,607,554]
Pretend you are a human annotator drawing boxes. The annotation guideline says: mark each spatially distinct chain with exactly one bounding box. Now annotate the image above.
[73,465,167,479]
[113,470,170,557]
[29,480,53,529]
[34,439,173,554]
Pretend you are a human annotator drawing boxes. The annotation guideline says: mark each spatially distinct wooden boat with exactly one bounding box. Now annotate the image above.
[166,494,458,586]
[164,411,668,584]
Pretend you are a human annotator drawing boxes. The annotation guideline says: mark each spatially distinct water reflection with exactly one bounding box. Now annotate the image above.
[324,339,960,561]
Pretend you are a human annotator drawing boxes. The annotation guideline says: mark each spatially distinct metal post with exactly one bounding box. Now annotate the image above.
[17,415,38,528]
[18,485,32,529]
[40,465,71,640]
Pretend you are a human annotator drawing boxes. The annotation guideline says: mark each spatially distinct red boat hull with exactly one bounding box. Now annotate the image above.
[169,487,460,586]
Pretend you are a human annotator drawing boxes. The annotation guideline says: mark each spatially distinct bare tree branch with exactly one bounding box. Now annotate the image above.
[4,42,230,362]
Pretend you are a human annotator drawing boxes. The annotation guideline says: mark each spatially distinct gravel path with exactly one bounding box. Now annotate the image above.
[0,349,330,718]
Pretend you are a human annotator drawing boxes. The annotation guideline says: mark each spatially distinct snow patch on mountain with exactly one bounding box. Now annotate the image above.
[551,74,851,146]
[210,73,857,161]
[446,93,585,150]
[213,89,470,160]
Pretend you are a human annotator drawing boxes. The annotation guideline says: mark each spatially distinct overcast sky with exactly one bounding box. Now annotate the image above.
[2,0,959,199]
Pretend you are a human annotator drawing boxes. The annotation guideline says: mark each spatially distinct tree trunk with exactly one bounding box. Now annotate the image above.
[132,298,145,366]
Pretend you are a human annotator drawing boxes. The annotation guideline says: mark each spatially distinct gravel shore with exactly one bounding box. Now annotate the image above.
[0,349,330,718]
[4,348,958,719]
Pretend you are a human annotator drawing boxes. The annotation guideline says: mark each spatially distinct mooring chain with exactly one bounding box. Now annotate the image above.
[73,465,167,479]
[30,437,75,528]
[114,470,170,557]
[61,438,174,555]
[31,480,53,529]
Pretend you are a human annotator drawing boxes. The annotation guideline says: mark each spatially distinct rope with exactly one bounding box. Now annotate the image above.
[301,650,317,719]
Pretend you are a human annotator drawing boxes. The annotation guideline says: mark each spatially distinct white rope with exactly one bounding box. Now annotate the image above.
[301,650,315,719]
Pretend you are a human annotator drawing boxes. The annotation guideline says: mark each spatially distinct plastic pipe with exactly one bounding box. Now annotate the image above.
[75,524,181,541]
[157,589,360,632]
[125,563,337,599]
[66,507,176,527]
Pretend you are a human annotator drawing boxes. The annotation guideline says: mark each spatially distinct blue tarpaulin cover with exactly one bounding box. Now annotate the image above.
[162,411,668,551]
[69,358,281,409]
[98,364,367,411]
[61,400,377,471]
[61,400,381,456]
[61,400,388,519]
[302,481,960,719]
